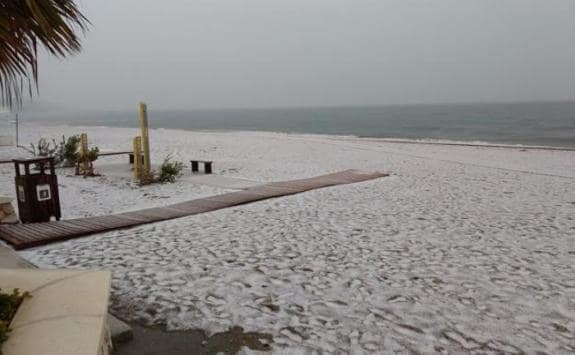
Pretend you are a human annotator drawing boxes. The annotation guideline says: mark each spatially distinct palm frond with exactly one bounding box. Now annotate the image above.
[0,0,89,108]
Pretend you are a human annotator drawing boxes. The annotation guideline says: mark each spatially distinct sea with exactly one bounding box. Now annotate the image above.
[16,101,575,148]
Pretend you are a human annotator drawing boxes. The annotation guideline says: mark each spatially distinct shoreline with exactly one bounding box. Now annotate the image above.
[16,122,575,152]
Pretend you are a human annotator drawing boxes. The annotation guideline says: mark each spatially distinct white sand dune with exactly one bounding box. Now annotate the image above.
[1,124,574,353]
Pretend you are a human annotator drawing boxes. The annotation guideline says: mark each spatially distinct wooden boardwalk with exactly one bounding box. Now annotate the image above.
[0,170,387,250]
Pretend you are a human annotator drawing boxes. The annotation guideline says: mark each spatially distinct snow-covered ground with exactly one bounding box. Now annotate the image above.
[2,123,574,353]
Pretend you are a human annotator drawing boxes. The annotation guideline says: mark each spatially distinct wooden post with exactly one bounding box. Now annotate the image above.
[80,133,89,175]
[133,136,142,181]
[139,103,151,178]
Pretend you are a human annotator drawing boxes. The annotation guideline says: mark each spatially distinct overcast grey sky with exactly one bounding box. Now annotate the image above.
[33,0,575,110]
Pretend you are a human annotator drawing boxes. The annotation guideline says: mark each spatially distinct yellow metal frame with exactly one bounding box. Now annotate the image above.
[133,136,142,180]
[79,133,89,174]
[138,102,151,177]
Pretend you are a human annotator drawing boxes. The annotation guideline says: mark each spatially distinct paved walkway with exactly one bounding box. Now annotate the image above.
[0,170,387,250]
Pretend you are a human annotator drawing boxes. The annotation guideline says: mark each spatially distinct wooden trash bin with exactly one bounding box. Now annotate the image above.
[13,158,61,223]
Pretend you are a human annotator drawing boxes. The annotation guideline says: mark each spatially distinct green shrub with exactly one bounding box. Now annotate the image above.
[61,135,81,167]
[27,138,61,167]
[76,146,100,176]
[0,288,30,349]
[80,146,99,163]
[25,138,62,170]
[28,138,58,158]
[159,155,183,183]
[26,135,82,168]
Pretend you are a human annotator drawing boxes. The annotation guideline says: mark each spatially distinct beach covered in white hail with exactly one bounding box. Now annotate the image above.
[1,123,574,353]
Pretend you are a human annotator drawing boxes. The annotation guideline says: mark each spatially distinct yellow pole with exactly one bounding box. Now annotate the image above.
[138,102,151,177]
[80,133,89,174]
[133,136,142,181]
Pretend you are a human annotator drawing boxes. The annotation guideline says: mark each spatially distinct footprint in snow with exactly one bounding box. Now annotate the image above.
[205,294,226,305]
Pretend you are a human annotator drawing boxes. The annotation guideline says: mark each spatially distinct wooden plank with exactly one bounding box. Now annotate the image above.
[35,222,86,238]
[89,215,134,228]
[0,226,29,244]
[87,216,133,228]
[203,192,257,206]
[45,221,86,234]
[15,228,81,249]
[0,170,388,249]
[9,227,39,243]
[190,198,230,208]
[113,212,149,222]
[66,219,109,231]
[80,220,118,231]
[56,220,94,233]
[4,237,32,250]
[145,208,188,219]
[12,225,45,241]
[104,216,143,228]
[84,216,121,226]
[258,183,300,192]
[119,210,162,222]
[24,223,58,235]
[32,222,68,236]
[162,206,190,215]
[169,199,227,214]
[9,229,42,247]
[172,203,214,215]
